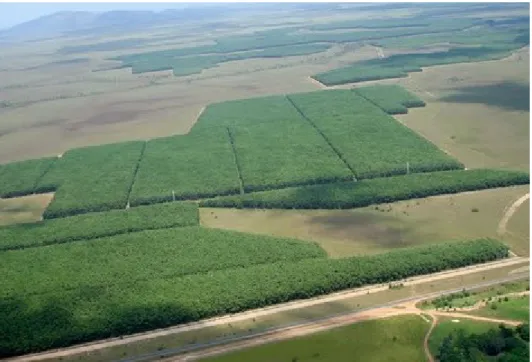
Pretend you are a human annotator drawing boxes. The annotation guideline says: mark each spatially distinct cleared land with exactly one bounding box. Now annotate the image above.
[201,185,530,258]
[0,193,53,226]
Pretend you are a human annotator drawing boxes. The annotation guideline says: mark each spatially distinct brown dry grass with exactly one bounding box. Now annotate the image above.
[0,193,54,226]
[200,185,530,257]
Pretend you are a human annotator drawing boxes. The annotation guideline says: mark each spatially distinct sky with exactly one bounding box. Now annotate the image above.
[0,3,192,30]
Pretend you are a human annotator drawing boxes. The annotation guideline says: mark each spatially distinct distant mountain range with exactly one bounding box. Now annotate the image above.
[1,2,527,42]
[0,3,354,41]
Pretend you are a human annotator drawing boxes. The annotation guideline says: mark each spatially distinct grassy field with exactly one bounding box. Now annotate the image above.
[202,315,429,362]
[471,294,530,322]
[394,47,529,172]
[201,185,530,257]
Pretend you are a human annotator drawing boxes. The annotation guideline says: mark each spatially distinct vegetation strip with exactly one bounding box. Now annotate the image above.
[200,169,530,209]
[0,202,199,251]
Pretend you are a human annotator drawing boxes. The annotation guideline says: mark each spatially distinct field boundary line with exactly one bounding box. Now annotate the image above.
[285,95,358,181]
[31,156,60,195]
[226,128,245,195]
[124,141,147,209]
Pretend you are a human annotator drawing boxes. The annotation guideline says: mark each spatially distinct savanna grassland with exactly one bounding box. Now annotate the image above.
[0,2,529,360]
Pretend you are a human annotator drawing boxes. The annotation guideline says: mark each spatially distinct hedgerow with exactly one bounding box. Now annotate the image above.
[0,157,57,198]
[353,85,426,114]
[0,202,198,251]
[42,141,145,219]
[1,227,326,299]
[287,90,463,179]
[0,238,508,356]
[129,129,241,206]
[200,169,530,209]
[230,119,353,192]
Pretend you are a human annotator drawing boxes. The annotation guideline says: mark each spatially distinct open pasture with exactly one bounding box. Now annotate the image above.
[201,185,530,258]
[203,315,429,362]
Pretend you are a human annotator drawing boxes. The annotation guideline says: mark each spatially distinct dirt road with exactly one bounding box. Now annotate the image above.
[497,192,529,236]
[8,257,527,362]
[169,288,526,362]
[423,315,437,362]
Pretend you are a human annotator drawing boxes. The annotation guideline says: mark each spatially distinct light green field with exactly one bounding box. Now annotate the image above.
[202,315,429,362]
[472,295,530,322]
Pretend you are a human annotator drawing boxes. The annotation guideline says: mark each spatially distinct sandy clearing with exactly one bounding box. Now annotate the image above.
[307,76,327,89]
